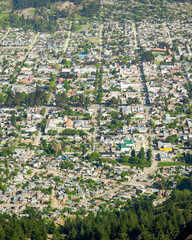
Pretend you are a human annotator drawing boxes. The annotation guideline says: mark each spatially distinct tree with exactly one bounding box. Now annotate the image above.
[81,144,87,155]
[42,139,47,149]
[40,107,46,116]
[172,55,176,63]
[131,150,136,158]
[180,55,185,61]
[121,155,129,163]
[41,119,47,129]
[89,152,100,161]
[11,112,16,126]
[147,149,152,161]
[55,92,68,107]
[96,63,101,69]
[27,169,33,175]
[52,230,60,240]
[136,189,140,196]
[53,143,62,155]
[166,135,178,144]
[1,185,7,192]
[141,51,155,62]
[138,147,145,159]
[50,74,56,82]
[89,127,95,133]
[147,136,152,148]
[150,120,155,129]
[47,221,56,234]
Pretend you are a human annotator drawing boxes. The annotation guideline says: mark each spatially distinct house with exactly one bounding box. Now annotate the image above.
[19,79,30,84]
[165,55,172,62]
[122,106,132,115]
[74,120,84,128]
[151,48,171,54]
[154,54,164,62]
[20,139,33,144]
[158,152,171,161]
[158,142,172,151]
[99,152,116,157]
[64,119,73,128]
[45,119,56,133]
[58,78,64,83]
[119,139,135,152]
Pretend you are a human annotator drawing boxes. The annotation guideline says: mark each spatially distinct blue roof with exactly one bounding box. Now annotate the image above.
[75,120,84,124]
[79,54,88,59]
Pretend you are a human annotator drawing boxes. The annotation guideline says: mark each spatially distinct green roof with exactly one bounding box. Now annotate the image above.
[83,83,94,86]
[124,140,134,144]
[154,54,164,59]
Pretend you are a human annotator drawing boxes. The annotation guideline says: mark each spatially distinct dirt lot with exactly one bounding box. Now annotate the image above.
[57,1,81,12]
[17,7,36,17]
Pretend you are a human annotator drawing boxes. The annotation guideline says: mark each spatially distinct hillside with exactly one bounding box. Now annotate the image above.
[0,188,191,239]
[12,0,100,11]
[0,0,100,32]
[12,0,82,10]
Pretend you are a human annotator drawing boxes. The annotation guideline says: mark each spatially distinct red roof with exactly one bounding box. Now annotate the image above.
[58,78,64,83]
[20,79,30,83]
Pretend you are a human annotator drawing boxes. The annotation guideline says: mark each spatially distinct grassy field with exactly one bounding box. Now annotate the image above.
[73,23,93,32]
[157,162,187,167]
[29,9,36,15]
[87,36,100,43]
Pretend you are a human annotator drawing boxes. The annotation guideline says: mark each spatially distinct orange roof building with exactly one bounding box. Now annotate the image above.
[65,119,73,128]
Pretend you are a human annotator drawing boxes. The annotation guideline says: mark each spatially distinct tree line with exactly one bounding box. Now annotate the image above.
[0,13,59,32]
[61,186,192,240]
[0,207,48,240]
[1,85,49,107]
[55,92,91,108]
[120,147,152,167]
[0,175,191,239]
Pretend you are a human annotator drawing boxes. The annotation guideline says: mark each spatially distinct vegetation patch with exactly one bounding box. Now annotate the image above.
[157,162,187,167]
[72,23,93,32]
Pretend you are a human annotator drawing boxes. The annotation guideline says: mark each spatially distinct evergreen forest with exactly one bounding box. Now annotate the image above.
[0,180,191,239]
